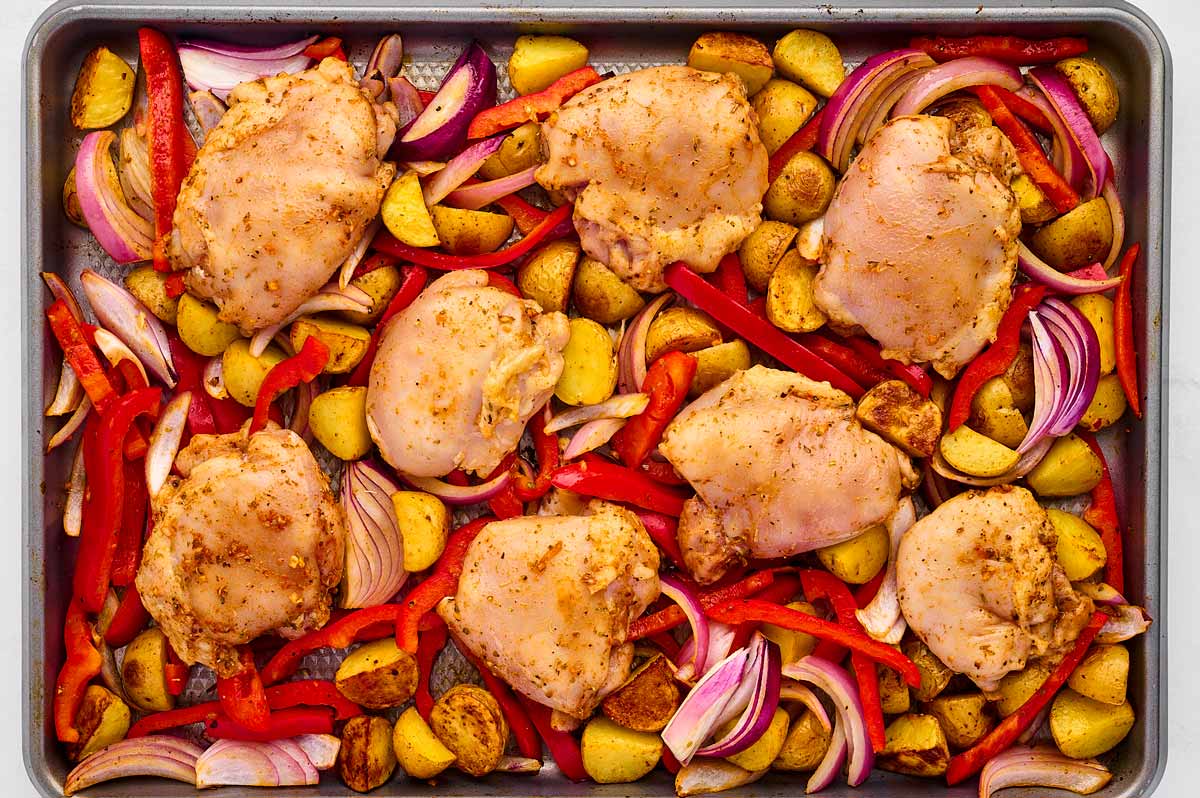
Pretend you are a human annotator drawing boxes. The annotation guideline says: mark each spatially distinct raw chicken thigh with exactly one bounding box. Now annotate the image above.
[137,426,344,676]
[659,366,916,584]
[814,114,1022,378]
[366,270,569,478]
[537,65,768,292]
[439,502,660,719]
[896,486,1094,691]
[173,58,399,334]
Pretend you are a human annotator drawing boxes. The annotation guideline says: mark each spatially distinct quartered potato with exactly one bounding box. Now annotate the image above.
[1002,342,1037,412]
[939,425,1020,478]
[1067,644,1130,706]
[67,685,131,762]
[688,32,775,96]
[878,664,912,715]
[393,707,456,779]
[121,628,175,713]
[723,708,789,771]
[70,46,135,129]
[430,684,509,777]
[581,716,662,783]
[772,708,831,771]
[508,35,589,96]
[573,257,645,323]
[309,386,372,461]
[1025,433,1103,496]
[902,639,954,702]
[479,121,544,180]
[994,662,1052,717]
[922,693,993,750]
[764,151,836,225]
[290,315,371,374]
[766,251,825,333]
[63,168,85,227]
[125,265,180,325]
[1056,57,1120,133]
[177,293,241,357]
[431,206,514,255]
[1050,689,1135,759]
[738,220,798,292]
[335,638,419,709]
[381,170,440,247]
[968,377,1028,449]
[1047,508,1107,581]
[855,379,943,458]
[601,653,680,733]
[816,524,889,585]
[1071,294,1117,375]
[1027,197,1113,269]
[517,239,580,313]
[1011,173,1058,225]
[338,715,397,793]
[340,264,402,326]
[690,340,752,397]
[751,78,817,153]
[761,601,819,664]
[222,339,287,407]
[392,490,451,572]
[645,307,723,363]
[1079,374,1128,433]
[771,29,845,98]
[556,317,618,406]
[877,714,950,777]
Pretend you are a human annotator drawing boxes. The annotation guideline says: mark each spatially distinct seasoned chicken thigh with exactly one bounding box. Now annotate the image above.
[659,366,915,584]
[366,270,569,478]
[136,426,344,676]
[814,115,1022,378]
[439,502,660,719]
[173,58,399,334]
[896,486,1094,691]
[537,65,768,292]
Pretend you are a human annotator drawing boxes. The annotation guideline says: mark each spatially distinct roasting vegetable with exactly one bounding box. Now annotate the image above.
[392,707,455,779]
[308,386,372,460]
[600,653,680,733]
[645,307,723,363]
[478,121,543,179]
[176,294,241,357]
[1027,198,1113,270]
[431,684,509,777]
[816,525,889,585]
[938,425,1020,478]
[1071,293,1117,375]
[994,662,1051,717]
[67,685,131,762]
[760,601,820,664]
[517,239,579,313]
[1025,433,1103,496]
[120,628,175,713]
[689,340,752,397]
[290,316,370,374]
[771,708,831,771]
[335,638,418,709]
[877,714,950,777]
[967,378,1028,449]
[340,263,403,326]
[1055,57,1119,133]
[1047,508,1107,581]
[221,339,287,408]
[556,317,618,406]
[1012,173,1059,224]
[381,170,440,247]
[573,257,645,323]
[337,715,397,792]
[581,716,662,783]
[125,265,179,325]
[71,46,135,130]
[391,490,450,572]
[878,665,912,715]
[1049,689,1135,759]
[751,78,818,154]
[923,693,993,750]
[688,32,775,96]
[1078,374,1128,431]
[855,379,943,458]
[738,220,798,292]
[772,29,845,98]
[1067,644,1129,706]
[764,151,836,225]
[508,35,590,96]
[902,639,954,702]
[765,251,825,333]
[430,206,515,255]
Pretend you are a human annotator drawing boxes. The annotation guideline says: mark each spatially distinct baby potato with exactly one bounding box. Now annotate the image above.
[922,693,993,750]
[751,78,818,154]
[517,239,580,313]
[1025,433,1103,497]
[177,293,241,357]
[816,525,889,585]
[392,490,451,572]
[431,206,514,255]
[222,339,287,407]
[1071,294,1116,375]
[508,35,589,96]
[1011,173,1058,225]
[688,32,775,96]
[573,258,645,323]
[556,317,618,406]
[581,716,662,784]
[772,708,831,771]
[879,665,912,715]
[1002,342,1036,411]
[645,307,723,363]
[335,638,419,709]
[1078,374,1128,432]
[430,684,509,777]
[601,653,680,733]
[290,315,370,374]
[994,662,1051,717]
[67,685,131,762]
[939,425,1020,478]
[724,708,789,772]
[877,714,950,778]
[968,377,1028,449]
[340,264,402,326]
[1067,644,1130,706]
[120,628,174,713]
[309,386,372,460]
[393,707,456,779]
[766,250,825,333]
[762,601,819,664]
[738,220,798,292]
[764,151,836,225]
[1028,197,1113,270]
[124,265,179,325]
[1047,508,1107,581]
[903,640,954,702]
[690,340,752,397]
[1056,57,1120,134]
[382,170,440,247]
[71,46,135,129]
[772,29,845,98]
[1050,688,1135,759]
[479,121,543,180]
[63,168,85,227]
[855,379,943,458]
[338,715,397,793]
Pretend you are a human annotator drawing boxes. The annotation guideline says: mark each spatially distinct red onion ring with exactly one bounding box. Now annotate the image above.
[618,294,673,394]
[660,574,711,684]
[63,439,87,537]
[75,131,154,263]
[661,645,752,764]
[183,34,319,61]
[66,737,203,794]
[46,396,90,453]
[784,655,874,787]
[81,269,177,387]
[445,166,539,211]
[1038,298,1101,434]
[892,56,1023,117]
[979,745,1111,798]
[400,469,512,505]
[422,135,507,206]
[1017,243,1123,295]
[146,392,192,499]
[697,634,781,758]
[1029,67,1113,198]
[1101,180,1126,270]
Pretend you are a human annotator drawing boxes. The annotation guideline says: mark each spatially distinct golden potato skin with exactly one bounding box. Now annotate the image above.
[67,685,131,762]
[688,32,775,96]
[968,378,1028,449]
[340,264,402,326]
[290,315,371,374]
[555,317,618,406]
[994,661,1052,717]
[877,714,950,777]
[392,491,451,572]
[176,293,241,357]
[517,239,580,313]
[1011,173,1058,225]
[1028,197,1113,270]
[125,265,179,325]
[816,524,889,585]
[922,693,993,750]
[573,258,645,323]
[338,715,397,793]
[764,151,836,225]
[71,46,135,129]
[738,220,798,292]
[1047,508,1107,581]
[381,170,440,247]
[335,638,419,709]
[430,684,509,777]
[581,716,662,784]
[772,29,845,98]
[766,251,826,333]
[751,79,817,153]
[509,35,589,96]
[1025,433,1103,496]
[121,628,175,713]
[772,708,831,771]
[431,206,515,255]
[479,121,543,180]
[63,168,86,227]
[1067,644,1130,706]
[939,425,1020,478]
[1050,688,1135,759]
[393,707,456,779]
[1078,373,1127,432]
[878,665,912,715]
[723,708,789,771]
[761,601,819,664]
[1071,294,1117,375]
[645,307,723,363]
[855,379,943,458]
[222,339,286,407]
[903,640,954,702]
[1056,57,1120,133]
[309,386,372,461]
[690,340,752,397]
[601,654,681,733]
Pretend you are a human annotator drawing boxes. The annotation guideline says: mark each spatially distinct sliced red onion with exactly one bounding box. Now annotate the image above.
[784,656,873,787]
[618,294,673,394]
[63,440,87,537]
[780,680,832,732]
[184,34,319,61]
[1075,582,1126,606]
[203,357,228,400]
[931,436,1053,487]
[496,756,543,774]
[677,621,739,683]
[1017,242,1123,295]
[46,396,90,453]
[1019,86,1091,194]
[404,159,446,176]
[1101,180,1126,270]
[1029,67,1113,199]
[893,56,1023,117]
[293,734,340,770]
[807,721,848,794]
[661,574,710,683]
[858,70,921,145]
[399,468,511,505]
[697,635,781,758]
[93,328,150,386]
[341,461,408,608]
[43,272,86,321]
[979,745,1111,798]
[365,35,404,81]
[188,90,227,138]
[117,127,155,222]
[445,166,539,211]
[857,497,915,643]
[290,379,316,441]
[661,645,751,764]
[146,392,192,499]
[674,759,767,797]
[1096,604,1152,643]
[178,45,312,101]
[1038,298,1101,435]
[1017,311,1070,454]
[393,42,497,161]
[268,739,319,785]
[1017,705,1050,746]
[248,283,371,357]
[562,417,626,459]
[75,131,154,263]
[338,219,382,289]
[422,135,506,205]
[389,76,425,127]
[545,393,649,433]
[65,737,203,794]
[196,738,313,788]
[43,274,87,416]
[80,269,177,387]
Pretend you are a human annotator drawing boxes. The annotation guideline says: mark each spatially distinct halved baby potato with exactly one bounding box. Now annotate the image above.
[393,707,456,779]
[968,377,1028,450]
[855,379,943,458]
[1067,644,1129,706]
[478,121,544,180]
[764,151,836,225]
[877,714,950,778]
[739,220,798,292]
[125,265,180,326]
[1050,688,1135,759]
[581,716,662,784]
[68,685,131,762]
[335,638,419,710]
[939,425,1020,478]
[772,708,831,771]
[1071,294,1117,375]
[71,46,135,129]
[573,258,645,323]
[690,340,752,397]
[922,693,993,751]
[431,206,514,255]
[556,317,618,406]
[601,653,681,733]
[771,29,845,98]
[751,78,817,153]
[338,715,397,793]
[517,239,580,313]
[222,339,287,407]
[761,601,819,664]
[903,639,954,703]
[765,250,825,333]
[1027,197,1113,270]
[816,525,889,585]
[340,264,402,327]
[1025,433,1103,496]
[392,490,451,572]
[1078,373,1128,432]
[645,307,723,363]
[722,708,788,772]
[508,35,590,96]
[430,684,509,777]
[177,293,241,357]
[121,628,175,713]
[309,386,372,460]
[290,315,371,374]
[381,170,440,247]
[688,32,775,96]
[1047,508,1107,581]
[994,662,1052,718]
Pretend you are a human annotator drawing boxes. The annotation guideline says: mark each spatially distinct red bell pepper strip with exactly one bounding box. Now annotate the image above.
[1113,243,1142,417]
[265,679,362,720]
[130,681,352,738]
[664,262,864,397]
[353,252,399,281]
[945,610,1108,785]
[217,647,271,732]
[53,600,103,743]
[662,748,682,774]
[164,272,187,299]
[487,270,522,296]
[468,67,604,139]
[494,193,549,236]
[611,352,698,469]
[841,336,933,398]
[46,300,119,416]
[167,336,218,435]
[261,603,404,686]
[707,598,922,687]
[415,615,448,721]
[1080,433,1125,593]
[768,108,825,183]
[486,452,525,519]
[372,202,573,271]
[748,573,803,606]
[102,585,151,648]
[967,85,1053,134]
[910,34,1088,65]
[629,570,776,640]
[516,695,588,782]
[303,36,345,60]
[947,283,1047,431]
[418,89,438,105]
[512,406,559,501]
[128,700,221,737]
[110,461,147,587]
[799,570,887,752]
[796,333,891,388]
[206,707,335,741]
[640,459,688,487]
[855,570,888,608]
[551,459,688,517]
[649,632,681,660]
[450,633,542,759]
[249,335,329,436]
[633,510,685,570]
[138,28,194,272]
[346,265,429,387]
[975,86,1080,215]
[75,388,162,614]
[713,253,749,307]
[165,643,188,696]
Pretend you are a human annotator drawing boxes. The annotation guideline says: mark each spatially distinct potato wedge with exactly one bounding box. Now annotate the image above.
[738,220,798,292]
[1047,508,1107,581]
[381,170,440,247]
[939,425,1020,478]
[340,263,402,326]
[67,685,131,762]
[723,708,789,771]
[855,379,943,458]
[750,79,817,153]
[688,32,775,96]
[479,121,544,180]
[1025,433,1103,496]
[581,716,662,783]
[431,206,514,255]
[1056,57,1119,134]
[903,640,954,702]
[572,257,645,323]
[430,684,509,777]
[309,386,372,460]
[1002,342,1037,412]
[646,307,723,363]
[71,47,135,129]
[125,265,179,325]
[1050,689,1135,759]
[63,168,86,227]
[1078,373,1127,432]
[121,628,175,713]
[338,715,397,792]
[967,377,1028,449]
[601,653,680,733]
[392,490,451,572]
[690,340,752,397]
[1071,294,1116,375]
[772,29,845,98]
[1028,197,1113,270]
[1067,644,1129,706]
[772,708,831,771]
[177,293,241,357]
[766,251,825,333]
[761,601,819,664]
[335,638,419,709]
[290,315,371,374]
[922,693,993,750]
[517,239,580,313]
[764,151,836,225]
[556,317,618,406]
[877,714,950,777]
[1011,173,1058,225]
[222,339,286,408]
[816,525,889,585]
[508,35,589,96]
[878,665,912,715]
[393,706,456,779]
[994,662,1052,717]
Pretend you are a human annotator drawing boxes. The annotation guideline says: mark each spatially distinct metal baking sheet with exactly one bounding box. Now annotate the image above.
[22,1,1170,796]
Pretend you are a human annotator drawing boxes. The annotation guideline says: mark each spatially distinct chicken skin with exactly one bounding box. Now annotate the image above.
[136,426,344,676]
[659,366,916,584]
[439,502,660,719]
[896,486,1094,691]
[537,65,768,292]
[172,58,399,334]
[814,115,1022,378]
[366,270,569,478]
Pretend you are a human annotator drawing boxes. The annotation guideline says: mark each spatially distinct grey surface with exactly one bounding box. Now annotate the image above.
[21,1,1169,796]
